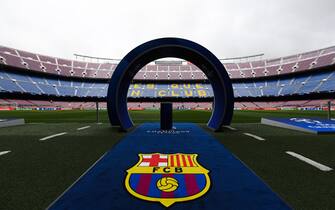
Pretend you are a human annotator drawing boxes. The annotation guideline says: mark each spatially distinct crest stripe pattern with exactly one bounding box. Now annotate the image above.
[185,174,200,196]
[129,173,207,198]
[136,174,152,195]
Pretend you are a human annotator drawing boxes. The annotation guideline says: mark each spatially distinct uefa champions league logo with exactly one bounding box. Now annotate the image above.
[290,118,322,124]
[290,118,335,129]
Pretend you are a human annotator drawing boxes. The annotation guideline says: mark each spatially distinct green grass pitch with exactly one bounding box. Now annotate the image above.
[0,110,334,210]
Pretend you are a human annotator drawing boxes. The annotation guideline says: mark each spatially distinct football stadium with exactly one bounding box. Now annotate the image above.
[1,1,335,210]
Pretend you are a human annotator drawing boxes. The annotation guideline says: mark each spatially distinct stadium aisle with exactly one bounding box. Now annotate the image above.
[48,123,290,210]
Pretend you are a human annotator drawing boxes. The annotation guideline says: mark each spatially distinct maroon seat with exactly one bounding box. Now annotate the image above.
[146,65,157,71]
[106,71,113,78]
[0,53,27,69]
[157,65,168,71]
[296,58,315,72]
[280,63,296,74]
[190,64,199,71]
[57,58,72,67]
[43,63,58,73]
[238,62,251,69]
[193,71,206,80]
[73,61,86,69]
[251,60,265,68]
[57,66,72,75]
[39,55,57,64]
[169,72,180,80]
[180,65,190,71]
[134,72,145,80]
[99,63,113,70]
[224,63,238,70]
[157,71,168,80]
[72,68,85,77]
[0,46,17,55]
[313,54,335,69]
[228,70,240,78]
[241,70,253,78]
[85,70,97,78]
[96,70,106,78]
[180,72,192,79]
[145,72,156,79]
[87,62,100,70]
[17,50,39,60]
[266,66,280,75]
[22,58,43,71]
[253,68,266,77]
[169,66,179,71]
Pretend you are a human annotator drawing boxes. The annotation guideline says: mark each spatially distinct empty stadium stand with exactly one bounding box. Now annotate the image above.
[0,45,334,80]
[0,45,335,110]
[1,68,334,99]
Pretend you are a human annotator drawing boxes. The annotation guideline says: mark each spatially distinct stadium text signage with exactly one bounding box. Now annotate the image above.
[128,83,212,98]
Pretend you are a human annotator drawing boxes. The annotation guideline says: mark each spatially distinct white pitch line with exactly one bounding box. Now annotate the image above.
[223,126,237,131]
[0,151,11,156]
[243,132,265,141]
[77,126,91,131]
[286,151,333,172]
[39,132,67,141]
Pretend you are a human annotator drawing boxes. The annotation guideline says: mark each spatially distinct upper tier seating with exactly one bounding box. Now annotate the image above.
[0,45,334,80]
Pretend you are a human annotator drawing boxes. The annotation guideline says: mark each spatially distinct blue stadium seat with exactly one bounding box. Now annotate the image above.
[1,68,335,98]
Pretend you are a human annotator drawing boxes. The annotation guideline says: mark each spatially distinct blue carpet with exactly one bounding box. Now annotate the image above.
[48,123,291,210]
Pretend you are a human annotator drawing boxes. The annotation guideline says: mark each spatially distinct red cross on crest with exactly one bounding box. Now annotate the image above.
[140,154,168,167]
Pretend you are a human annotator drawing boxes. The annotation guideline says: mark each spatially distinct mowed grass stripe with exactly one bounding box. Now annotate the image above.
[0,109,331,124]
[40,132,68,141]
[286,151,333,172]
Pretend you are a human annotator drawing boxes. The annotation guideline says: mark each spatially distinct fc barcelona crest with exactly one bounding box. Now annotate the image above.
[125,153,210,207]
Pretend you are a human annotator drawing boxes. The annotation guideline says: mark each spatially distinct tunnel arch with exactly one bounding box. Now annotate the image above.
[107,38,234,131]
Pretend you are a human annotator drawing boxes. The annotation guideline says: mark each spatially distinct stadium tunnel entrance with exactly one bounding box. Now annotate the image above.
[107,37,234,131]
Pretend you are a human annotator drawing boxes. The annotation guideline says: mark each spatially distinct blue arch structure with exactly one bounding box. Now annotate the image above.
[107,38,234,131]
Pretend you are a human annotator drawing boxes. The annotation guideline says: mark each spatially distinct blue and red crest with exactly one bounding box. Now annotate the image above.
[125,153,210,207]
